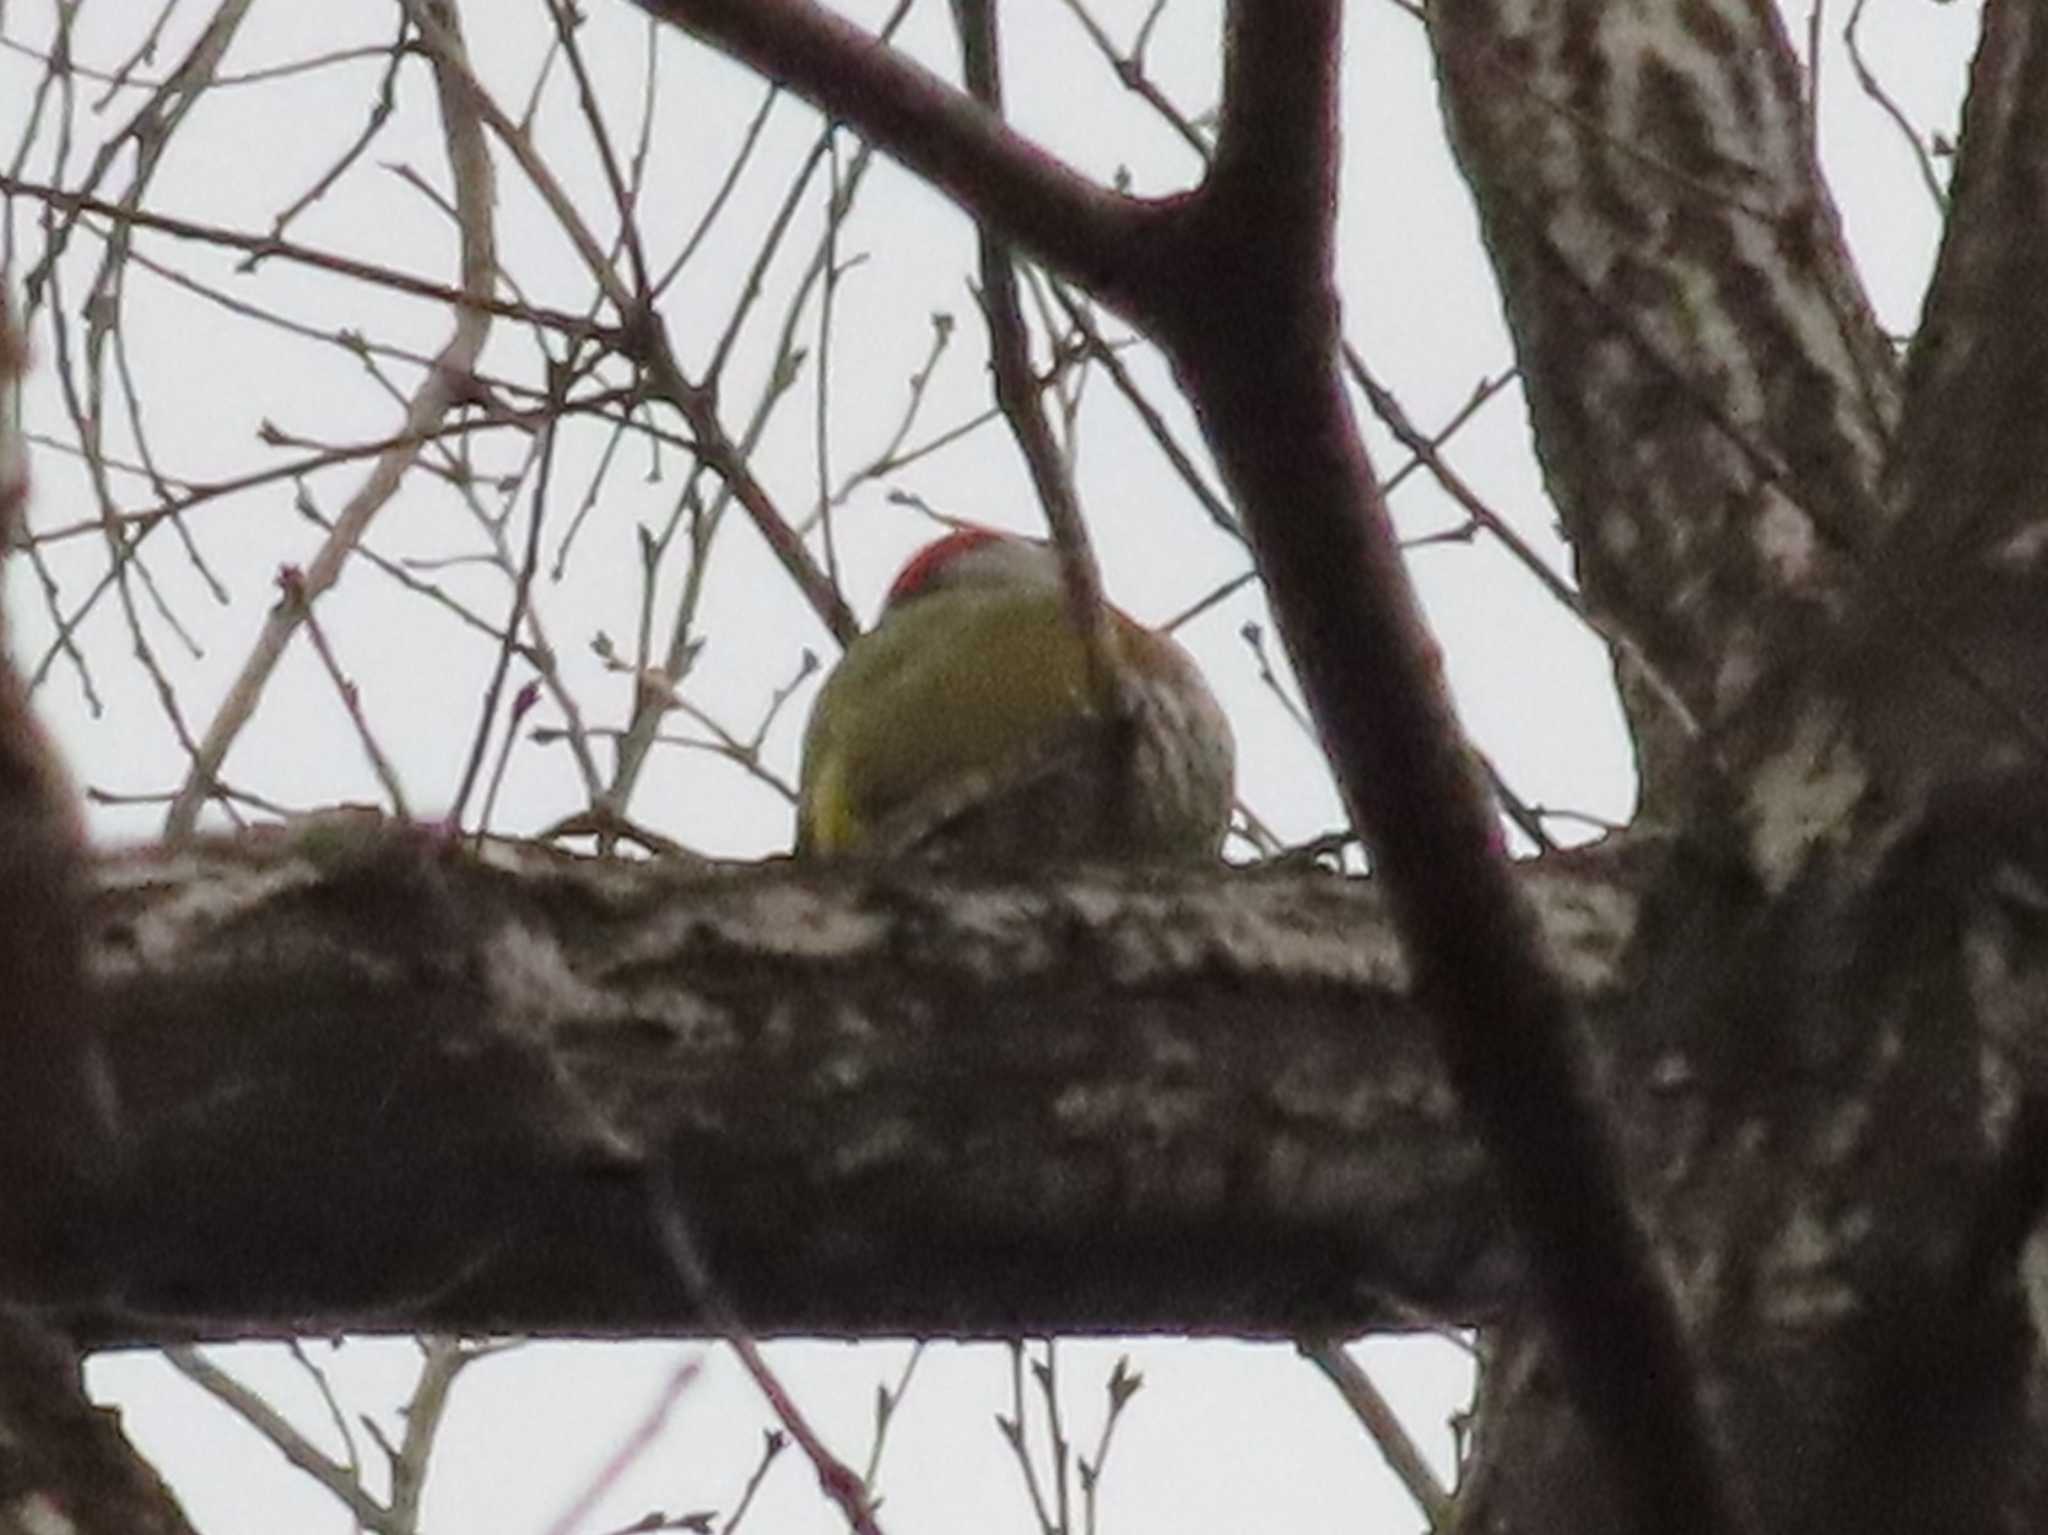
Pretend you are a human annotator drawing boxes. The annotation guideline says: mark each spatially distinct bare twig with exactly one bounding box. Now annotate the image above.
[540,1353,707,1535]
[648,1168,885,1535]
[860,1343,926,1492]
[159,0,499,839]
[952,0,1120,717]
[278,564,413,818]
[1078,1356,1141,1535]
[1300,1337,1454,1529]
[164,1345,397,1535]
[996,1341,1061,1535]
[721,1427,789,1535]
[1843,0,1948,213]
[450,361,566,828]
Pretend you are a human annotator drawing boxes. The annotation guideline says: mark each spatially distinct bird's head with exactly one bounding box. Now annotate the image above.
[881,526,1065,613]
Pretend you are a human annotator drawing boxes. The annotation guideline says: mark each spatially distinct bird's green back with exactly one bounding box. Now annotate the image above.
[798,587,1121,855]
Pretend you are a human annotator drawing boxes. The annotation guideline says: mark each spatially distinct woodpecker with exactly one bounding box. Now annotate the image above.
[797,528,1234,862]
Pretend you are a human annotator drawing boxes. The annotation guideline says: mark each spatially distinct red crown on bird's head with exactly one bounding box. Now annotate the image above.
[883,525,1052,610]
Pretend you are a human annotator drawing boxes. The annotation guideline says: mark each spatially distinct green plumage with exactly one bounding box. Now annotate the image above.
[797,577,1232,861]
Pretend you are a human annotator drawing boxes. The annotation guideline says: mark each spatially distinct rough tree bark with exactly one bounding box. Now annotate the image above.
[1429,3,2048,1531]
[17,828,1663,1343]
[6,2,2048,1533]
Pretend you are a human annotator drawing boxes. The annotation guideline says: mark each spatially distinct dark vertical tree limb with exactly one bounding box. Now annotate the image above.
[1144,8,1743,1528]
[1861,0,2048,797]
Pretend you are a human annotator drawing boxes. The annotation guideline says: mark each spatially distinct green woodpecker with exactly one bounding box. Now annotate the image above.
[797,528,1234,862]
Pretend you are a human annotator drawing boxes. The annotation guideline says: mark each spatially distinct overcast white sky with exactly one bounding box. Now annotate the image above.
[2,0,1981,1530]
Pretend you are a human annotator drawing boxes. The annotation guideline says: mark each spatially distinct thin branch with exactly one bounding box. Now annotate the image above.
[628,0,1152,306]
[387,1337,479,1531]
[1053,0,1212,164]
[1842,0,1948,213]
[859,1344,925,1493]
[1299,1337,1453,1529]
[648,1169,886,1535]
[278,565,414,819]
[1343,348,1582,620]
[158,0,500,839]
[540,1353,707,1535]
[950,0,1120,706]
[720,1428,789,1535]
[450,360,564,828]
[1047,280,1241,542]
[164,1346,398,1535]
[0,174,602,343]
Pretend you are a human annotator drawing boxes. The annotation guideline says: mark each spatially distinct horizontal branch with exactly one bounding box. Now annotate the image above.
[14,827,1655,1344]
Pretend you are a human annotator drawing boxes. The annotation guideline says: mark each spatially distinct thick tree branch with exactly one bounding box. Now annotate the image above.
[1202,0,1340,264]
[18,831,1669,1345]
[1429,0,1899,773]
[15,798,2044,1535]
[1892,0,2048,570]
[1857,0,2048,800]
